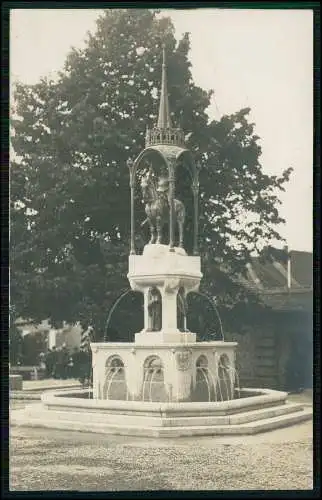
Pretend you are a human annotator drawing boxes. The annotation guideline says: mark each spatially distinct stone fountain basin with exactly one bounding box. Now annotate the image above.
[10,387,312,437]
[42,387,287,416]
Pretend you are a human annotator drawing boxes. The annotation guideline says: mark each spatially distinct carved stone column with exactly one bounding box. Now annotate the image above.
[127,159,136,255]
[161,278,180,332]
[168,167,175,252]
[143,289,150,332]
[192,178,199,256]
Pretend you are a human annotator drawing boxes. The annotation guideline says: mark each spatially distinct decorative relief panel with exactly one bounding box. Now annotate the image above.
[175,349,192,371]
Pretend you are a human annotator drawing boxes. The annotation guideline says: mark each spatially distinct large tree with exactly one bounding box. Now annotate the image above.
[10,9,292,339]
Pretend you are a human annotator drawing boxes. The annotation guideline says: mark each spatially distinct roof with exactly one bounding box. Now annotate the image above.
[246,248,313,312]
[249,249,312,290]
[289,250,313,287]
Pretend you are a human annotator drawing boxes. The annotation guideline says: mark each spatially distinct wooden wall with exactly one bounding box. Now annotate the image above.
[225,309,312,391]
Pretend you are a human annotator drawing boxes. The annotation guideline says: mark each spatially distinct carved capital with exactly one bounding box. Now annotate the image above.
[129,279,141,292]
[192,181,199,195]
[164,278,180,293]
[127,158,134,169]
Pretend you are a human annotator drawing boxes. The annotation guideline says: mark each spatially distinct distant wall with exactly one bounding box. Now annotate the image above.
[225,326,279,389]
[49,325,82,350]
[225,311,312,391]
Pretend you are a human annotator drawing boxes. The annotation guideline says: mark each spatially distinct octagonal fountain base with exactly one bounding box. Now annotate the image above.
[10,388,312,437]
[91,341,238,403]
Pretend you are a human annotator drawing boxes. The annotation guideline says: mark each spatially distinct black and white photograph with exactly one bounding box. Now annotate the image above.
[9,6,314,492]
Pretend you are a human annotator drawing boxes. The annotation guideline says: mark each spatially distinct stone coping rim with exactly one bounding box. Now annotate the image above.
[41,387,288,413]
[127,273,203,279]
[90,341,238,348]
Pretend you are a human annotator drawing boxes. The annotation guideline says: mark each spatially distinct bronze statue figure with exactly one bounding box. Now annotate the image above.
[140,171,185,247]
[147,288,162,331]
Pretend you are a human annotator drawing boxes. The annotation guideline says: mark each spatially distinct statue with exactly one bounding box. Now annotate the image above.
[140,170,185,247]
[177,289,188,332]
[147,288,162,331]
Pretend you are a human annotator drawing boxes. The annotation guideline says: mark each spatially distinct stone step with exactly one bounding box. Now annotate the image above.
[230,402,303,424]
[162,403,303,427]
[10,409,162,437]
[10,404,312,438]
[26,396,288,422]
[10,407,312,438]
[10,392,41,400]
[156,408,313,437]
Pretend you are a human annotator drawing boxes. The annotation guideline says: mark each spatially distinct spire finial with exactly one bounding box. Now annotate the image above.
[145,46,186,148]
[157,44,172,129]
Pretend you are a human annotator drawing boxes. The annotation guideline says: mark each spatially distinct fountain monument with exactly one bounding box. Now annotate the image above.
[11,48,312,437]
[91,47,237,403]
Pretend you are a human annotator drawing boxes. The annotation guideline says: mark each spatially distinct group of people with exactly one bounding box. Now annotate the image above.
[39,344,92,385]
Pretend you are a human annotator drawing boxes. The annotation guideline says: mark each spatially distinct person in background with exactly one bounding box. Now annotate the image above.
[77,348,92,387]
[45,348,53,378]
[54,346,63,379]
[51,346,58,378]
[71,347,80,379]
[78,349,88,387]
[38,352,46,369]
[67,353,74,379]
[61,343,69,380]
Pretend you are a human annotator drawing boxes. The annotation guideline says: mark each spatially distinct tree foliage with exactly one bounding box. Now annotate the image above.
[10,9,292,339]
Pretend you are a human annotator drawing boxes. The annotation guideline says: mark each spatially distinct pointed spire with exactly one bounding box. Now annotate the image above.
[157,45,172,129]
[145,45,185,148]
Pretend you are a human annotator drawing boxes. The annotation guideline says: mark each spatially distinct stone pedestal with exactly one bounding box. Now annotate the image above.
[10,374,23,391]
[134,331,196,344]
[128,244,202,335]
[92,244,237,403]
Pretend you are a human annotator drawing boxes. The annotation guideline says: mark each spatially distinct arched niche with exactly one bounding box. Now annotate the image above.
[193,354,212,402]
[196,355,209,368]
[218,354,230,369]
[147,287,162,332]
[128,145,199,255]
[103,355,127,400]
[142,355,167,402]
[105,355,124,370]
[143,354,164,371]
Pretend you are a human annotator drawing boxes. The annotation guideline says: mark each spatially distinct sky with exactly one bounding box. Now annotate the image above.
[10,8,313,252]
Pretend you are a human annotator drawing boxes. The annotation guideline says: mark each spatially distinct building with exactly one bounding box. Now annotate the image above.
[225,248,313,391]
[14,318,82,365]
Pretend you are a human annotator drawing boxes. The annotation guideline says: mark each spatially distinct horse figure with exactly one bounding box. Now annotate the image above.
[140,172,185,247]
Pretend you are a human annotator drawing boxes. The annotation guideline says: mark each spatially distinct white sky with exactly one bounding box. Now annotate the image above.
[10,8,313,252]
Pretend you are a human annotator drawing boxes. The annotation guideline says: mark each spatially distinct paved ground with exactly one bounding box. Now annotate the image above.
[10,414,313,491]
[22,378,82,391]
[10,378,83,400]
[9,387,314,491]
